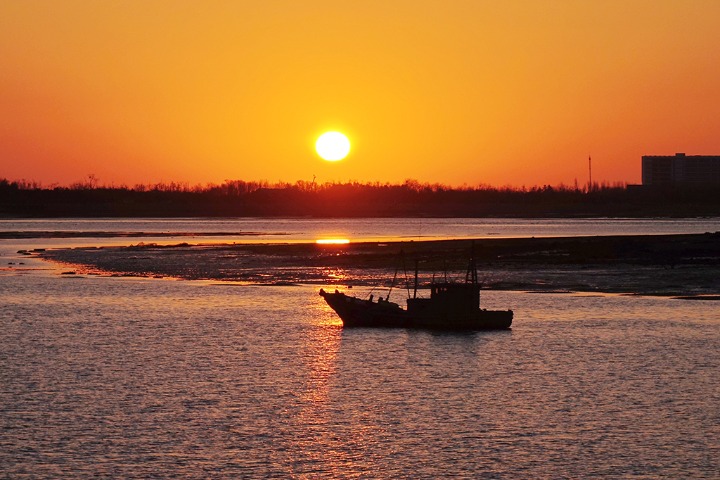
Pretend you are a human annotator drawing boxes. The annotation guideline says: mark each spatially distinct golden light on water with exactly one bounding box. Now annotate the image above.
[316,238,350,245]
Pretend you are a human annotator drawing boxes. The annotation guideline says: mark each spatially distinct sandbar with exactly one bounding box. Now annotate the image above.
[38,233,720,297]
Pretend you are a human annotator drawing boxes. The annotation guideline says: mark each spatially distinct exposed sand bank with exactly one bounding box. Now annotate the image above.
[38,233,720,297]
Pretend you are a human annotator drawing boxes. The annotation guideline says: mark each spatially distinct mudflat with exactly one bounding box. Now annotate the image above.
[39,233,720,297]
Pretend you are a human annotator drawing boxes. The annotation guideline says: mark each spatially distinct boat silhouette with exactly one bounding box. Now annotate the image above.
[320,250,513,330]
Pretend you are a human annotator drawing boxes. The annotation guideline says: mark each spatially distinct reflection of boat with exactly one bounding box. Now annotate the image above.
[319,253,513,330]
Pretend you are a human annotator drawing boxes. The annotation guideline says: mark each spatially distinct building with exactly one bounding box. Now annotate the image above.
[642,153,720,187]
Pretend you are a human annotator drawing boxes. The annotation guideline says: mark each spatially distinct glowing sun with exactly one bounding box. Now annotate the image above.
[316,131,350,161]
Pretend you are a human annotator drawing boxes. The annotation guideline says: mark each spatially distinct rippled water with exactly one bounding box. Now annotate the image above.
[3,216,720,246]
[2,268,718,478]
[2,218,719,477]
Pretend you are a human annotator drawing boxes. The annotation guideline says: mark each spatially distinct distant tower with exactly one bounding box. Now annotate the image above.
[588,155,592,190]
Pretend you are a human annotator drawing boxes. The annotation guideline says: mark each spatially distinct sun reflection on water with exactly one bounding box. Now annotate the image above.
[315,238,350,245]
[324,268,348,281]
[291,307,344,471]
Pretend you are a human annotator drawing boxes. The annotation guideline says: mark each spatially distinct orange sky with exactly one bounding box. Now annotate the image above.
[2,1,720,187]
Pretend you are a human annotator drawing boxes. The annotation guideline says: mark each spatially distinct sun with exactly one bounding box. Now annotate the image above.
[316,131,350,161]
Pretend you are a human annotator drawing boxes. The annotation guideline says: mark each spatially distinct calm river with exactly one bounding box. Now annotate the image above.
[1,218,719,478]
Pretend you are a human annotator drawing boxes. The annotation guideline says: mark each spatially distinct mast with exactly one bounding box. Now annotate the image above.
[387,249,401,301]
[466,241,481,308]
[413,259,418,299]
[466,241,478,285]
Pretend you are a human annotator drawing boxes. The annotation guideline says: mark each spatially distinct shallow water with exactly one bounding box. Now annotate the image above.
[3,216,720,246]
[2,218,719,477]
[1,269,718,478]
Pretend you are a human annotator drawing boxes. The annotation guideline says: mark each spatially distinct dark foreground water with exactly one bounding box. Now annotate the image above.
[1,267,718,478]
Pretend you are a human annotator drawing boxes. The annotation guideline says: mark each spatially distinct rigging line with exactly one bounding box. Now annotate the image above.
[367,286,377,299]
[402,252,412,299]
[386,256,400,301]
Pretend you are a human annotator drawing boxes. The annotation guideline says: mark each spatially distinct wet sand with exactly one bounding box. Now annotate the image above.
[38,233,720,297]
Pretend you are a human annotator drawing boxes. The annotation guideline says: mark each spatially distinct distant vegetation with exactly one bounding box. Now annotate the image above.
[1,177,718,217]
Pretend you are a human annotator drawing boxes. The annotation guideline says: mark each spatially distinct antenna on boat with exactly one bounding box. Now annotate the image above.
[466,241,478,285]
[413,259,418,299]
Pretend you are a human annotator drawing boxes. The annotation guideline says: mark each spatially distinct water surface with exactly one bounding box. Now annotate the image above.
[3,216,720,245]
[1,273,718,478]
[1,218,719,478]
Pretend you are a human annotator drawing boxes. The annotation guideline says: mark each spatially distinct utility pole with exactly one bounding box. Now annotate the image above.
[588,155,592,191]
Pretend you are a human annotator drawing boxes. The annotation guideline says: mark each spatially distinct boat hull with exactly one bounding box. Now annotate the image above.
[320,289,512,330]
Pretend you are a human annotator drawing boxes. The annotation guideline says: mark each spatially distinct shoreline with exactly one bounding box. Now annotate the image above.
[36,233,720,298]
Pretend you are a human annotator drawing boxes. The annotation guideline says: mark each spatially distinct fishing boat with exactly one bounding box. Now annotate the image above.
[319,253,513,330]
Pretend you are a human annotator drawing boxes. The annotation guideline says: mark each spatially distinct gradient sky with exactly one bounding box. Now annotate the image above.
[2,1,720,187]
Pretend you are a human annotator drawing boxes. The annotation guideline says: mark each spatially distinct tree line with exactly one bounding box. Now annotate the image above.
[1,178,718,217]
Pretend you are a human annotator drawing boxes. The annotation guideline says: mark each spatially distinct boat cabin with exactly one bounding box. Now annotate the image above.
[406,281,481,318]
